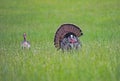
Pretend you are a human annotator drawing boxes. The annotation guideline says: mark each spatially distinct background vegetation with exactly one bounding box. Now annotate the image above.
[0,0,120,81]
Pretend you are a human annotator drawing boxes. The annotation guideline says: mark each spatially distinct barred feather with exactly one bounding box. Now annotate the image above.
[54,24,83,49]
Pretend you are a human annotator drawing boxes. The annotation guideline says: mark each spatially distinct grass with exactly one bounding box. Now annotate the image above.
[0,0,120,81]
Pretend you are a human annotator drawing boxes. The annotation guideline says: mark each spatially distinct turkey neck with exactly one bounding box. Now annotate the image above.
[24,36,27,41]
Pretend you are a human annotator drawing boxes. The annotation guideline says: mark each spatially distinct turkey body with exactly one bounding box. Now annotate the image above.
[60,35,81,51]
[21,33,30,49]
[21,40,30,49]
[54,24,83,51]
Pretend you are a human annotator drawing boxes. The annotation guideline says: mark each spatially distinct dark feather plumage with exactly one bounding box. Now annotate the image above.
[21,33,30,49]
[54,24,83,51]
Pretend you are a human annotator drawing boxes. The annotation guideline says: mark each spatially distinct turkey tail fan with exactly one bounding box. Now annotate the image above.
[54,24,83,49]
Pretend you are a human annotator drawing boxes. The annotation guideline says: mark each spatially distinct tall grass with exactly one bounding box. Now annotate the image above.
[0,0,120,81]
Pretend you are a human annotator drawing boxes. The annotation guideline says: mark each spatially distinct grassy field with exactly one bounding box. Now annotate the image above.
[0,0,120,81]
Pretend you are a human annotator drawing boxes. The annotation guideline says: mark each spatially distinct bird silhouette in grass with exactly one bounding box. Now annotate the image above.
[21,33,30,49]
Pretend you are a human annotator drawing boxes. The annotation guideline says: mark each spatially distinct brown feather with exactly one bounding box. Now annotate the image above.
[54,24,83,49]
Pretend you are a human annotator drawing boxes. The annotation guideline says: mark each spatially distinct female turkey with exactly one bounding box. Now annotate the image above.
[21,33,30,49]
[54,24,83,51]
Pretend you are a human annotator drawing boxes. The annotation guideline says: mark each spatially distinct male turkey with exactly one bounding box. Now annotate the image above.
[21,33,30,49]
[54,24,83,51]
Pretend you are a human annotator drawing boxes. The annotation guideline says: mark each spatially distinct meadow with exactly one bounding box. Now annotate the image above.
[0,0,120,81]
